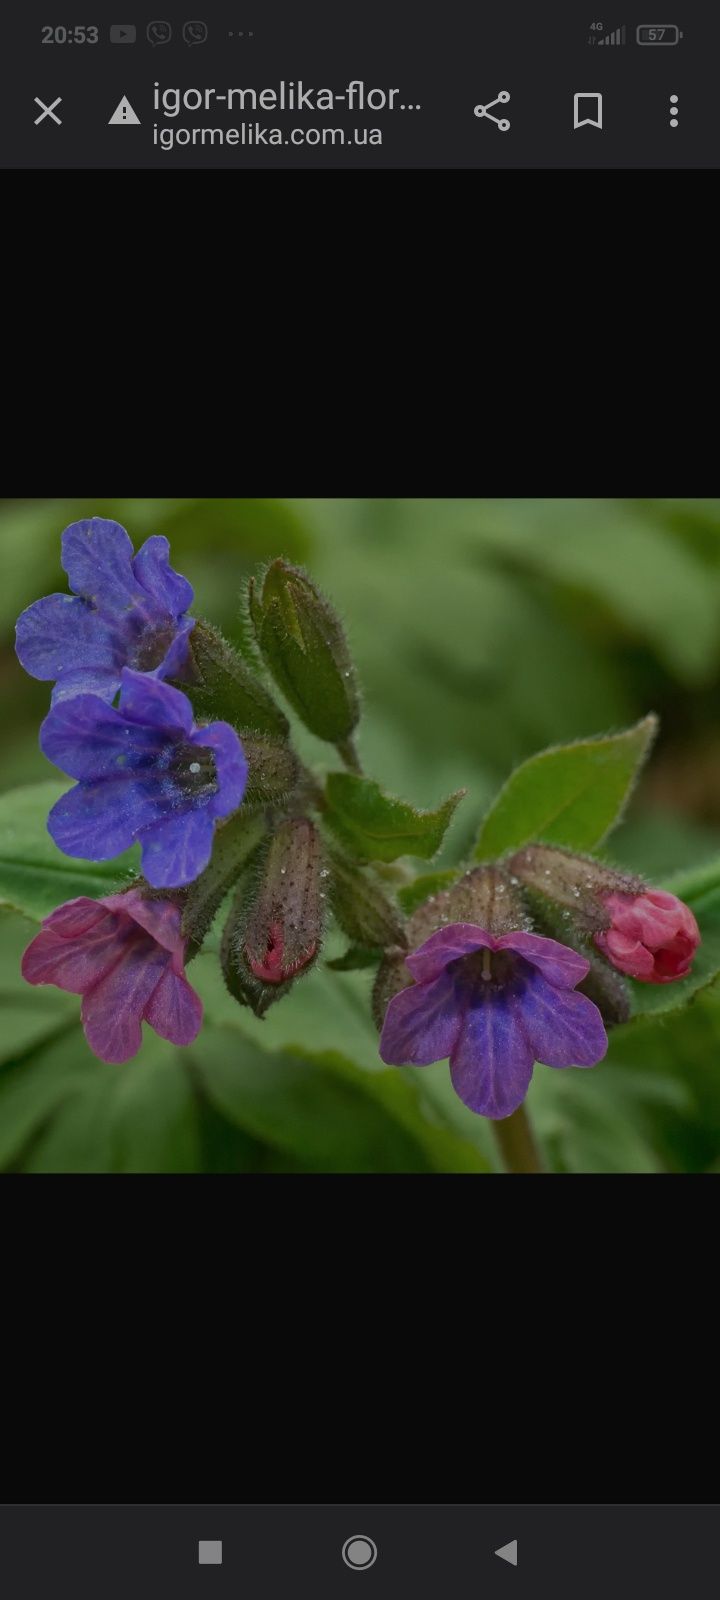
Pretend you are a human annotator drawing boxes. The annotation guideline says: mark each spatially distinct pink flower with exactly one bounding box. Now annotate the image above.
[22,889,203,1063]
[594,889,700,984]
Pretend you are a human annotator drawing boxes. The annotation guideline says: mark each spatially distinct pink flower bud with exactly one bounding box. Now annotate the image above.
[594,889,700,984]
[221,817,325,1015]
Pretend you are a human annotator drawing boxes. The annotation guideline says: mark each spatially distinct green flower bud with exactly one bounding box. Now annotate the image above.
[507,844,643,936]
[329,851,407,951]
[221,818,325,1016]
[185,618,290,738]
[576,951,632,1027]
[241,733,300,808]
[518,881,631,1027]
[181,810,267,953]
[406,864,531,949]
[248,560,361,745]
[372,950,413,1031]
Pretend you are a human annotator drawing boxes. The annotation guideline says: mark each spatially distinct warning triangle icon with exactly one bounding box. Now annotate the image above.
[109,96,140,125]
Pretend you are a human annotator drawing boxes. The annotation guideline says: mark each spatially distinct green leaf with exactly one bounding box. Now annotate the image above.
[398,870,459,915]
[324,772,465,863]
[191,1028,488,1173]
[0,781,140,921]
[474,715,657,861]
[390,498,720,685]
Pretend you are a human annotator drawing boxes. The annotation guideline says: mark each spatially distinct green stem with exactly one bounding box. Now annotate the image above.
[336,736,363,774]
[492,1105,544,1173]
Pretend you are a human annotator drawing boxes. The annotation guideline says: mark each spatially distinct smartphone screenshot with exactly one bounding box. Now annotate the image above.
[0,3,714,166]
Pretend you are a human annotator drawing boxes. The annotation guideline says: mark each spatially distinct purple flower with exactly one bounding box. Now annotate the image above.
[22,890,202,1064]
[379,923,608,1120]
[41,668,248,889]
[15,517,195,704]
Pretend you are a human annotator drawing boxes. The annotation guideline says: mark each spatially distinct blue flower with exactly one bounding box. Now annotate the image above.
[379,923,608,1119]
[15,518,195,704]
[41,669,248,889]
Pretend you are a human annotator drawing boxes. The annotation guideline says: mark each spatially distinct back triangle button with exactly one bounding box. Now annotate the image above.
[109,96,140,124]
[495,1540,518,1567]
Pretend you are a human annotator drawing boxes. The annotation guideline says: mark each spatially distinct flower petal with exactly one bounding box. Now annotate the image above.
[449,991,536,1119]
[596,928,656,981]
[405,923,496,984]
[139,809,215,888]
[40,694,164,780]
[41,896,113,937]
[47,778,163,860]
[15,593,117,682]
[118,667,194,734]
[80,937,169,1063]
[195,720,249,819]
[51,667,122,706]
[22,913,126,995]
[379,970,461,1066]
[61,519,137,604]
[103,890,186,959]
[517,968,608,1068]
[497,930,590,989]
[149,616,195,684]
[133,534,194,617]
[143,965,203,1046]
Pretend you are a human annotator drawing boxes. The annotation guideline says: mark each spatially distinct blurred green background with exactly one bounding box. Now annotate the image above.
[2,497,720,1173]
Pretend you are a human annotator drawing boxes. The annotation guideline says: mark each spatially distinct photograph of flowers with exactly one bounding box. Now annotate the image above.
[2,497,720,1174]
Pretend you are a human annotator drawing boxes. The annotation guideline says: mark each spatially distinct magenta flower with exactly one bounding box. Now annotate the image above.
[41,668,248,889]
[15,517,195,705]
[379,923,608,1119]
[22,890,202,1064]
[594,888,700,983]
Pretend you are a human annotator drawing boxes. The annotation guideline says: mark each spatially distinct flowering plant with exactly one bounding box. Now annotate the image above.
[4,511,715,1174]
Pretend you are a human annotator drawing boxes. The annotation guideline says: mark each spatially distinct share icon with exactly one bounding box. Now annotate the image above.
[473,90,510,131]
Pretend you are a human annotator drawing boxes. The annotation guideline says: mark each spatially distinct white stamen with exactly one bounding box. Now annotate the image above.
[189,761,201,774]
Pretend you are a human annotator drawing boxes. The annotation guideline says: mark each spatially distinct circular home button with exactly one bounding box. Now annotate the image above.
[342,1536,378,1570]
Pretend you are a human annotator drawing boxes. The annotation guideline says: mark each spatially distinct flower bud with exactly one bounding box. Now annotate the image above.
[508,844,643,934]
[509,844,700,985]
[181,809,267,953]
[372,950,412,1031]
[241,733,300,808]
[329,851,407,951]
[594,889,700,984]
[574,948,632,1026]
[248,560,361,745]
[406,864,531,951]
[221,817,325,1015]
[185,618,290,738]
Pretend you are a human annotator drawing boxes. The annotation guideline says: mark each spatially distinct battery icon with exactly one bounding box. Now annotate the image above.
[636,24,683,43]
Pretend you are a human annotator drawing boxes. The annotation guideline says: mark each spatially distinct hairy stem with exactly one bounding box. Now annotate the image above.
[492,1105,544,1174]
[336,736,363,774]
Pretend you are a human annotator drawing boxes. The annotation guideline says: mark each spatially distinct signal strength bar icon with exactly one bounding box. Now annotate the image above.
[597,24,626,43]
